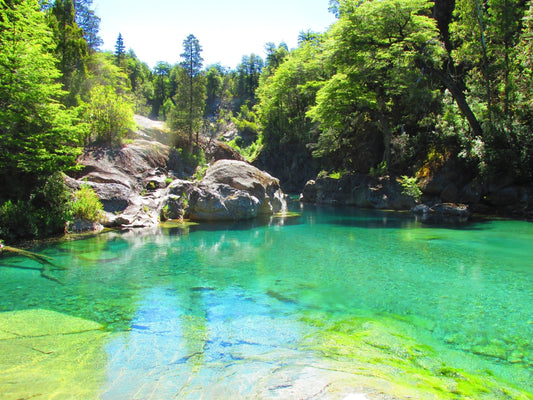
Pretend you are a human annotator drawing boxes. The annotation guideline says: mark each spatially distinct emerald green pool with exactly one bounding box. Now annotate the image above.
[1,205,532,399]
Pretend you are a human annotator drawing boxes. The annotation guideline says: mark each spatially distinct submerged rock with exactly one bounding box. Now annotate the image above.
[0,309,109,400]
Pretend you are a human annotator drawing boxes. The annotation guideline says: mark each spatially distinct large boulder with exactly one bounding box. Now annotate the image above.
[187,160,286,221]
[412,203,470,223]
[300,173,416,210]
[69,141,289,228]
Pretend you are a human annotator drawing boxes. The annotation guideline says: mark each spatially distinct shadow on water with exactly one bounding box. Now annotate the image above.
[329,215,486,230]
[302,203,489,231]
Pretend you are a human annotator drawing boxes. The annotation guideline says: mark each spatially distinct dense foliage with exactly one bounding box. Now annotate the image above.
[0,0,83,197]
[1,0,532,242]
[255,0,532,183]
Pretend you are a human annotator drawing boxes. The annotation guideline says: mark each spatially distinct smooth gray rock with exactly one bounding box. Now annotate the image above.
[187,160,286,221]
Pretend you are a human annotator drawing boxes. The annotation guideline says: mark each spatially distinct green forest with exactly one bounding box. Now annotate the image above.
[1,0,532,242]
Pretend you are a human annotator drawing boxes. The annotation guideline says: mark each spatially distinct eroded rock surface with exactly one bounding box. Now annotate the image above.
[69,139,287,230]
[68,140,177,229]
[187,160,287,221]
[300,173,415,210]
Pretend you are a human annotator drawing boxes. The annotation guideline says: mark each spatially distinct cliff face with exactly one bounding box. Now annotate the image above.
[300,168,533,220]
[300,174,415,210]
[253,143,320,194]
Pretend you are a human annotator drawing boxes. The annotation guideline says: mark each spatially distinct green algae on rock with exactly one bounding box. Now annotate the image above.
[0,309,110,400]
[300,311,532,400]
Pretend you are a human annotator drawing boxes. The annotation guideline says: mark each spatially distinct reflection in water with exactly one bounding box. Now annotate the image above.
[0,205,532,398]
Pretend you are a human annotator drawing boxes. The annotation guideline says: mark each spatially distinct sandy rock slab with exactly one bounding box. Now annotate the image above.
[0,309,110,400]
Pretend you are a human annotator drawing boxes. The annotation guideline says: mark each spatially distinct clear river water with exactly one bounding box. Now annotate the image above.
[0,204,532,399]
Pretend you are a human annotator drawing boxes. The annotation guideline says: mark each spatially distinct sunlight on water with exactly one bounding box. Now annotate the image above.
[0,205,532,399]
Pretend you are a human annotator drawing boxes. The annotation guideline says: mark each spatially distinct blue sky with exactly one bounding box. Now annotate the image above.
[92,0,336,69]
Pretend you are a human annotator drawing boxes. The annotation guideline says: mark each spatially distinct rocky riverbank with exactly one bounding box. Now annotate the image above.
[66,134,286,233]
[299,171,533,221]
[66,116,532,235]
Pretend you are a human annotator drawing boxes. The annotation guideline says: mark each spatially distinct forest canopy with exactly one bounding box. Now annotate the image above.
[0,0,532,242]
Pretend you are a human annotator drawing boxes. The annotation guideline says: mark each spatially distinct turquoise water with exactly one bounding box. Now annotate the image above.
[1,205,532,399]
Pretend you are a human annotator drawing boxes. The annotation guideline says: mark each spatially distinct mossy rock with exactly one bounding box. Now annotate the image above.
[0,309,110,400]
[299,311,532,399]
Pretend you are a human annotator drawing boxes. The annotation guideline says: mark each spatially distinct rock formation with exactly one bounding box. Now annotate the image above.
[68,135,287,231]
[187,160,286,221]
[300,173,415,210]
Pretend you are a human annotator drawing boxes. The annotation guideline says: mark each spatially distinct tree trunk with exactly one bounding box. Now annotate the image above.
[429,67,484,138]
[474,0,492,122]
[377,99,391,168]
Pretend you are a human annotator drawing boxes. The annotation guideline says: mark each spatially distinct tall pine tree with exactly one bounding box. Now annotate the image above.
[49,0,88,105]
[115,33,126,68]
[74,0,103,51]
[170,34,206,151]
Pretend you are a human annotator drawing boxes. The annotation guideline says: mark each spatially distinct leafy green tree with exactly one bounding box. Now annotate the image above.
[169,34,206,151]
[150,61,171,118]
[205,64,224,116]
[84,51,132,97]
[517,1,533,113]
[328,0,340,18]
[235,54,264,106]
[298,30,321,45]
[0,0,83,199]
[263,42,289,76]
[126,50,150,92]
[205,63,236,117]
[448,0,530,179]
[125,50,153,114]
[513,0,533,179]
[49,0,88,105]
[258,40,328,148]
[85,85,136,144]
[308,0,445,172]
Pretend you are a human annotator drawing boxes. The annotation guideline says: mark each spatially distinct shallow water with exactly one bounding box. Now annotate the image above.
[0,205,532,399]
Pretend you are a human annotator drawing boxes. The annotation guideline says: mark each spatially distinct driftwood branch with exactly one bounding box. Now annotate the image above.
[0,245,65,284]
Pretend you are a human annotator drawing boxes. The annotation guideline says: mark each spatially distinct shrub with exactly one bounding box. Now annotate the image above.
[70,184,104,222]
[0,173,72,243]
[369,161,388,178]
[0,200,36,242]
[400,176,422,203]
[85,85,136,144]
